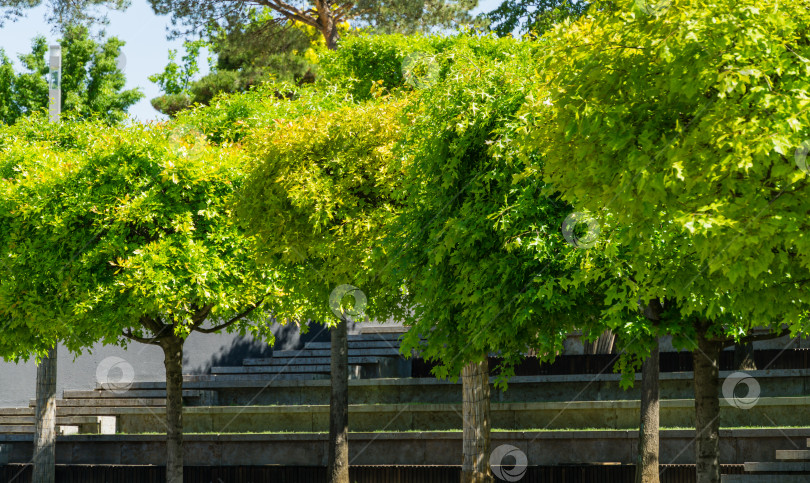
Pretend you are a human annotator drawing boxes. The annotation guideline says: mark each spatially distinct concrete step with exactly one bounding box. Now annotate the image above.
[0,416,102,425]
[272,348,401,358]
[270,349,329,358]
[304,339,399,350]
[775,450,810,461]
[0,408,34,417]
[48,407,161,417]
[63,390,201,399]
[744,461,810,472]
[349,332,405,340]
[243,356,383,366]
[182,373,329,384]
[0,416,35,425]
[723,476,810,482]
[211,365,335,374]
[302,341,401,350]
[29,398,166,408]
[347,341,403,349]
[0,425,34,434]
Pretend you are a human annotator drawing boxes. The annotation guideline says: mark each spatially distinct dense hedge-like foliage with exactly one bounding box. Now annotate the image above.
[519,0,810,338]
[0,114,284,360]
[376,35,613,383]
[235,100,409,324]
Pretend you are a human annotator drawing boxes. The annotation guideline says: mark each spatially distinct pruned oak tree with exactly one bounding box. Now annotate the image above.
[0,115,284,483]
[236,101,408,483]
[383,35,613,482]
[521,0,810,481]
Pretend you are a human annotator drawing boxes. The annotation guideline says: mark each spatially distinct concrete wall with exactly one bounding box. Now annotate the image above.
[0,320,345,408]
[110,397,810,434]
[1,429,807,466]
[2,326,805,409]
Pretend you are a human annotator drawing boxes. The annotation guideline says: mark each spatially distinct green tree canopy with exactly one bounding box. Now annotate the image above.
[149,13,316,117]
[0,112,284,358]
[515,0,810,479]
[484,0,592,37]
[520,0,810,338]
[234,98,407,328]
[378,34,612,382]
[0,25,142,125]
[147,1,481,41]
[0,0,128,28]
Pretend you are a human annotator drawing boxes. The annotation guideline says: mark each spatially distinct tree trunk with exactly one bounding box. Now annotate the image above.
[733,343,756,370]
[694,329,722,483]
[327,316,349,483]
[635,338,660,483]
[161,336,185,483]
[33,346,57,483]
[316,0,340,51]
[461,359,492,483]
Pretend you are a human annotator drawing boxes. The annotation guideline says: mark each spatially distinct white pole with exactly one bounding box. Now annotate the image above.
[48,45,61,123]
[34,44,61,483]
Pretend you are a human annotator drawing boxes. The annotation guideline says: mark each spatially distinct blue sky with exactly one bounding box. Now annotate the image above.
[0,0,502,121]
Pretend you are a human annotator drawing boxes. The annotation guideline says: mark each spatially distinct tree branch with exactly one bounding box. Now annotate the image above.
[192,299,266,334]
[122,329,161,345]
[254,0,320,28]
[191,304,216,328]
[139,315,163,334]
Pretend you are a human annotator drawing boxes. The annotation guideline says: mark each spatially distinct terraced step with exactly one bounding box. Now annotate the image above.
[775,450,810,461]
[0,416,102,425]
[211,365,335,374]
[63,390,201,399]
[348,332,405,340]
[28,398,166,408]
[0,408,34,416]
[0,425,34,434]
[43,407,165,417]
[723,476,810,482]
[242,356,383,366]
[303,341,401,350]
[347,341,404,349]
[271,348,401,358]
[744,462,810,472]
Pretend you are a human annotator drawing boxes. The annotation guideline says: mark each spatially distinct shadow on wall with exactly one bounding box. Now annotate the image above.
[189,320,353,374]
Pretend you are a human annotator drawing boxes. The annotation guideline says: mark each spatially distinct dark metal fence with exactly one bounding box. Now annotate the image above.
[0,464,745,483]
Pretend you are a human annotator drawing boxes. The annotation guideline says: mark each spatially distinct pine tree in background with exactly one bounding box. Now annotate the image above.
[0,25,142,125]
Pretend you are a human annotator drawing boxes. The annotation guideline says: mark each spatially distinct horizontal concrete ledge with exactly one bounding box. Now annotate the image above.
[121,368,810,390]
[107,396,808,413]
[1,429,808,466]
[745,461,810,472]
[2,428,809,443]
[723,477,810,482]
[775,449,810,460]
